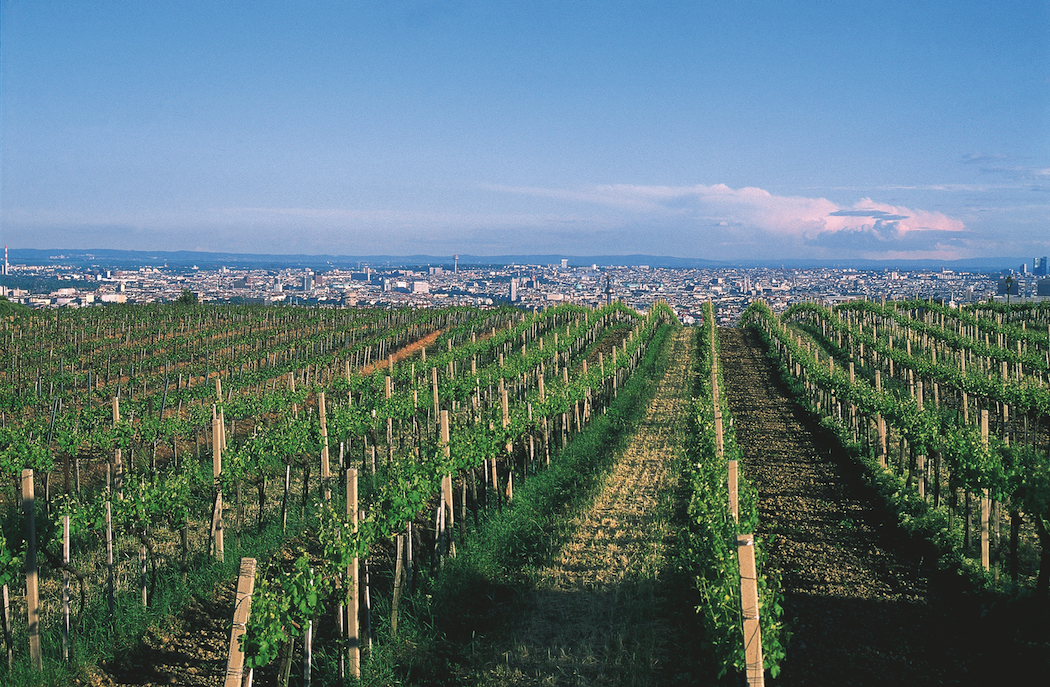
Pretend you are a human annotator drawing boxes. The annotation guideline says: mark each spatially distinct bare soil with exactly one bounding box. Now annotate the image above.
[717,327,1017,686]
[358,329,442,375]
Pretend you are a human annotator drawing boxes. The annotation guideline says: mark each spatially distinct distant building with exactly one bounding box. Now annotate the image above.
[509,278,518,302]
[412,281,430,294]
[1038,279,1050,297]
[1035,257,1049,276]
[997,276,1019,296]
[303,273,314,291]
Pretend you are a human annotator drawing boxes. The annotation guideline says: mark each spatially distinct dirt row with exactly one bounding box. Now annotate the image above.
[458,327,703,685]
[717,327,1009,686]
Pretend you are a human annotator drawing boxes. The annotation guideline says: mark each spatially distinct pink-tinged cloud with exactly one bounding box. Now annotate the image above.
[492,183,963,238]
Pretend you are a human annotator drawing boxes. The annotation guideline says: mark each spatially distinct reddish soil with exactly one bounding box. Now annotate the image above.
[359,329,442,375]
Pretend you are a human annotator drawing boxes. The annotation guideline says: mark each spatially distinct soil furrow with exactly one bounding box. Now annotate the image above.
[718,327,992,686]
[471,328,695,685]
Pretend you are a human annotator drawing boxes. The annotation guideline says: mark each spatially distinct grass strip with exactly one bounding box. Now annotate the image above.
[387,322,676,684]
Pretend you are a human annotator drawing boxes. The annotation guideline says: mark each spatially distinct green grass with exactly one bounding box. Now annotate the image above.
[380,322,677,685]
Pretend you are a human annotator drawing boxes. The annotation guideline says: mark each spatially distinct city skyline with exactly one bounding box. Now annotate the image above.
[2,2,1048,261]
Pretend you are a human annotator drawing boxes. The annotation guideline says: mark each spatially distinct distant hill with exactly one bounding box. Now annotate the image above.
[3,248,1030,272]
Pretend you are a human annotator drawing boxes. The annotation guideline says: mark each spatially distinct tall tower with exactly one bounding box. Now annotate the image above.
[3,246,7,276]
[454,254,458,274]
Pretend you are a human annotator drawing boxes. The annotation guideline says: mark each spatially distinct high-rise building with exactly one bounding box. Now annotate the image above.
[1035,257,1049,276]
[997,276,1019,296]
[509,278,518,302]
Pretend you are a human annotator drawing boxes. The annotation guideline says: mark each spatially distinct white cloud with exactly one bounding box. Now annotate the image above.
[4,181,981,260]
[492,182,964,249]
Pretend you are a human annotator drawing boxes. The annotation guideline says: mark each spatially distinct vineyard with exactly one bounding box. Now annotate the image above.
[0,296,1047,685]
[0,300,681,685]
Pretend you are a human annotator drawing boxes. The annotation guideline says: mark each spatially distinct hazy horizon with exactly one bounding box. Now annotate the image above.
[2,2,1047,262]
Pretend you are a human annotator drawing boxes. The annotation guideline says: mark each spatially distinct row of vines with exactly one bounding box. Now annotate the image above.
[741,298,1050,600]
[683,301,784,680]
[0,299,675,683]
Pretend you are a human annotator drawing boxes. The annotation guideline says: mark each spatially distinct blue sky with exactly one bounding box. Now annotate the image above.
[2,1,1048,262]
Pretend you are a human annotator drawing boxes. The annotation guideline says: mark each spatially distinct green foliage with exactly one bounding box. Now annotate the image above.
[241,553,328,670]
[682,302,785,679]
[0,295,31,316]
[742,297,1050,600]
[0,527,23,590]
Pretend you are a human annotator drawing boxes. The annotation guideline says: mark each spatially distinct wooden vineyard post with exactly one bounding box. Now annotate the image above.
[728,459,739,522]
[875,371,886,468]
[916,381,925,500]
[281,464,290,534]
[212,412,224,562]
[224,557,257,687]
[2,582,11,671]
[347,469,360,679]
[63,515,70,661]
[501,382,512,502]
[432,367,440,419]
[112,396,124,496]
[713,407,724,460]
[440,411,455,555]
[386,376,394,464]
[106,499,114,617]
[391,534,405,636]
[319,392,331,502]
[22,469,42,670]
[737,533,764,687]
[980,410,990,570]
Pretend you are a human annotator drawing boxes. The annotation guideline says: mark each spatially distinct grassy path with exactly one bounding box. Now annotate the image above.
[463,328,697,686]
[718,327,995,686]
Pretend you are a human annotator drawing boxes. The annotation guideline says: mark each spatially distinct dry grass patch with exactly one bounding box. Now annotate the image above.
[465,329,694,686]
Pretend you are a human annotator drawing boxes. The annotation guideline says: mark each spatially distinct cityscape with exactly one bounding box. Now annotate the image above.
[2,247,1048,325]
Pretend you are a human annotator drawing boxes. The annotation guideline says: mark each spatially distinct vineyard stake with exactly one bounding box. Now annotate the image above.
[406,520,414,596]
[112,396,124,497]
[737,533,764,687]
[106,499,114,617]
[22,469,42,670]
[432,367,439,417]
[304,618,313,687]
[347,468,360,679]
[212,414,224,563]
[728,460,739,522]
[2,583,11,671]
[981,410,990,570]
[281,464,290,534]
[391,534,404,636]
[63,515,70,661]
[440,410,455,553]
[362,513,373,654]
[319,392,331,502]
[224,557,256,687]
[916,381,925,500]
